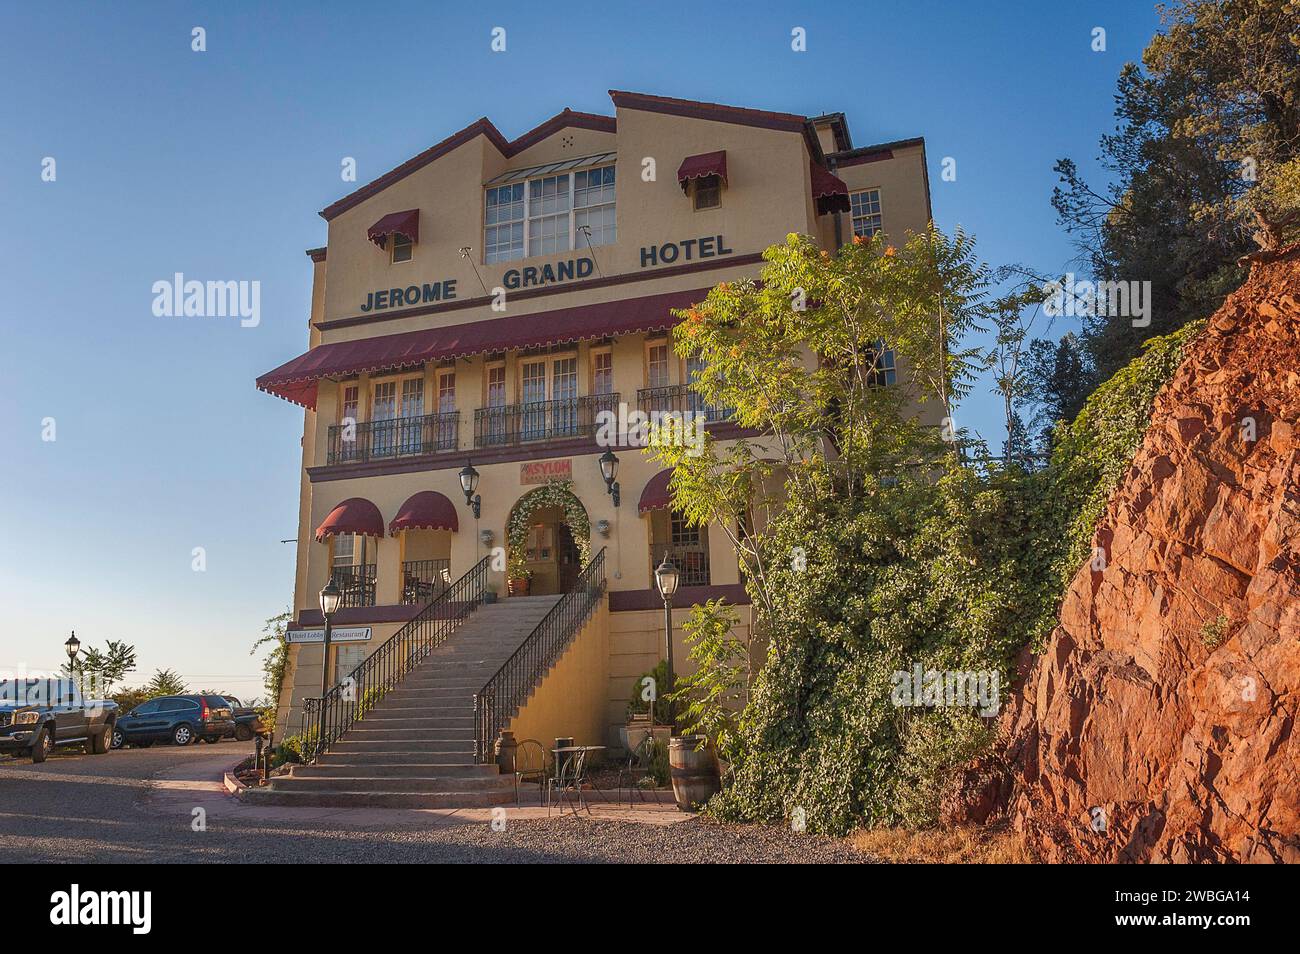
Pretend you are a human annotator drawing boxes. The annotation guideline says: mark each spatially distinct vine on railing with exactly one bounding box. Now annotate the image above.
[301,555,491,762]
[473,548,607,762]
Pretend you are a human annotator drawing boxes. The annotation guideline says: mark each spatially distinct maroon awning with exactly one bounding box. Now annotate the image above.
[257,287,709,409]
[638,468,675,514]
[810,163,850,215]
[677,151,727,193]
[315,498,385,542]
[367,209,419,249]
[388,491,459,535]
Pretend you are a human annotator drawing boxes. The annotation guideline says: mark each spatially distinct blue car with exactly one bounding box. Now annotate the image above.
[111,695,235,749]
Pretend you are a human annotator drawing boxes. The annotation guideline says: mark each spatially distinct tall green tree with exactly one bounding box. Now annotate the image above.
[61,639,137,697]
[141,668,187,697]
[1053,0,1299,380]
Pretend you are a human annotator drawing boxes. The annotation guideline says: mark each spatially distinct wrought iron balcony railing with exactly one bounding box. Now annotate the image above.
[473,393,620,448]
[401,559,451,605]
[327,411,460,465]
[637,385,732,422]
[331,563,377,608]
[651,543,711,588]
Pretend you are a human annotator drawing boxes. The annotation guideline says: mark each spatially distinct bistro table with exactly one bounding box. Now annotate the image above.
[548,745,605,814]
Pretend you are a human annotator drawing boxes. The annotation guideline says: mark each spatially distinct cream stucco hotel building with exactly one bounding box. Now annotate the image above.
[257,90,932,751]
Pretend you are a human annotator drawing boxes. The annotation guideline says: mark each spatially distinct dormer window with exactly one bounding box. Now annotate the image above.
[677,151,727,210]
[367,209,420,261]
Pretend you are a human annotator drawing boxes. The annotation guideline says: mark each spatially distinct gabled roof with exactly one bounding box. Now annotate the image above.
[319,108,617,221]
[318,91,851,222]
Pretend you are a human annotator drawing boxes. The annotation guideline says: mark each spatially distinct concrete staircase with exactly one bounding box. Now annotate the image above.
[248,595,562,808]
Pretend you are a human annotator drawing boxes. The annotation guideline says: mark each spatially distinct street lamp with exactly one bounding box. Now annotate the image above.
[654,556,681,728]
[598,450,621,507]
[459,461,481,519]
[64,631,80,664]
[317,577,342,757]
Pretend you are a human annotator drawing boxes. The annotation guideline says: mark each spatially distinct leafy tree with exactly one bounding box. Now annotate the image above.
[1052,0,1299,380]
[1023,333,1098,445]
[252,609,293,732]
[141,668,187,697]
[61,639,137,697]
[666,600,751,765]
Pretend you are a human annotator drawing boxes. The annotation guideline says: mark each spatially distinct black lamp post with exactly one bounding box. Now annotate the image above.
[598,450,621,507]
[317,577,342,755]
[654,556,681,728]
[64,631,82,694]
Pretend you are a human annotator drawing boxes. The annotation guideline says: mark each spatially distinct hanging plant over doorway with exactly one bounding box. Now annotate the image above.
[505,480,591,579]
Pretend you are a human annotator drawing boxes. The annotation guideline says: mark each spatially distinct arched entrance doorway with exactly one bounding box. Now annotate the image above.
[506,482,591,596]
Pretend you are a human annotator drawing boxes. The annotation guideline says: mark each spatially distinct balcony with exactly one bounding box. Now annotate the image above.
[651,543,711,588]
[401,559,451,605]
[331,563,377,608]
[474,393,620,449]
[637,385,732,422]
[327,412,460,465]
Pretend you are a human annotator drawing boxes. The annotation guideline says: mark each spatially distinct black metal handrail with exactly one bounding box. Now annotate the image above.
[473,548,607,762]
[401,558,451,605]
[332,563,377,608]
[300,555,491,762]
[327,411,460,465]
[651,543,711,587]
[637,385,731,422]
[473,393,620,448]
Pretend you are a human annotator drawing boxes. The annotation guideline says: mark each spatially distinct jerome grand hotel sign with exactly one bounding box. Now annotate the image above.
[359,233,734,313]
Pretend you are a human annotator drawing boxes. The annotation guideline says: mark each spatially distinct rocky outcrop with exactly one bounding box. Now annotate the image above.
[999,248,1300,862]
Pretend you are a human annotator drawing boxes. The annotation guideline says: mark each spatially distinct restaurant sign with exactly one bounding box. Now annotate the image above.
[286,627,373,644]
[521,459,572,485]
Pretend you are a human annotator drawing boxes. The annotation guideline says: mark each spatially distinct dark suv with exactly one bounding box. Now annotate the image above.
[111,695,234,749]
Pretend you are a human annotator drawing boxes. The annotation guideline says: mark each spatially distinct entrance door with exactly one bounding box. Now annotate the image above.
[557,524,581,593]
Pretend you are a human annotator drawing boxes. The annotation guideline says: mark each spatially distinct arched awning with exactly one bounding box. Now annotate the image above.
[638,468,675,514]
[388,491,459,535]
[315,498,385,542]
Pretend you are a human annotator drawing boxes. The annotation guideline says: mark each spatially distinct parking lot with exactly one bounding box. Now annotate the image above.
[0,742,871,863]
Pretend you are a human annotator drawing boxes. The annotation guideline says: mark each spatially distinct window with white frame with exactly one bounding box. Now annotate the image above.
[390,233,413,263]
[591,349,613,396]
[485,183,525,263]
[647,342,671,389]
[574,167,616,246]
[484,166,616,263]
[850,189,882,239]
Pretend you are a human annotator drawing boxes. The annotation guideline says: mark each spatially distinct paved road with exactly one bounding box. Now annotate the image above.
[0,744,870,863]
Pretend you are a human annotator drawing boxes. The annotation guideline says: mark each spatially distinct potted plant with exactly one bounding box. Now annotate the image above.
[507,569,532,597]
[483,584,499,605]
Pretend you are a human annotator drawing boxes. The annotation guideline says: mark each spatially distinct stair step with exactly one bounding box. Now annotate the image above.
[357,716,474,730]
[297,762,498,778]
[244,789,515,808]
[273,775,512,793]
[319,750,480,765]
[330,740,475,755]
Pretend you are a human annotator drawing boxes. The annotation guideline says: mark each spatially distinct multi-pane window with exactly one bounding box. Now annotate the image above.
[528,174,572,256]
[693,174,721,210]
[552,356,578,435]
[340,385,358,425]
[484,166,615,263]
[437,371,456,449]
[866,339,897,387]
[391,233,413,263]
[485,183,525,263]
[332,533,364,568]
[521,360,547,439]
[485,363,506,445]
[850,189,882,239]
[591,350,613,396]
[371,381,398,457]
[647,343,671,389]
[396,378,423,455]
[574,167,616,247]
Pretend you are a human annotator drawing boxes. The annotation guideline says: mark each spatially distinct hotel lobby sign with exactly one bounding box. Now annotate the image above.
[359,235,734,312]
[521,459,572,484]
[286,627,372,644]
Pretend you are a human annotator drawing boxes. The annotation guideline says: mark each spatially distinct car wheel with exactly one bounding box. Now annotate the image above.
[88,724,110,755]
[30,727,52,763]
[110,728,124,749]
[234,724,253,742]
[172,724,194,746]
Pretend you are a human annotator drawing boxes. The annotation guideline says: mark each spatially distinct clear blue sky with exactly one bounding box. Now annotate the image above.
[0,1,1161,700]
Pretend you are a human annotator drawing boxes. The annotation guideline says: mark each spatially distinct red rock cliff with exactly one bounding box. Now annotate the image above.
[1003,248,1300,863]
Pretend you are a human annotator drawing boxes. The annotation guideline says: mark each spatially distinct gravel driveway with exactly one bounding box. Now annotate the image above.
[0,745,871,863]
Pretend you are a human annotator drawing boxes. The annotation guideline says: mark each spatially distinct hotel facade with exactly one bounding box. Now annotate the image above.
[257,90,932,756]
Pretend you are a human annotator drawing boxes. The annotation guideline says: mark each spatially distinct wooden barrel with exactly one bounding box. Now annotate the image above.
[669,735,720,811]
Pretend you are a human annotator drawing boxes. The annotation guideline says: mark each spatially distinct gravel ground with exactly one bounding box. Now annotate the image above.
[0,745,871,864]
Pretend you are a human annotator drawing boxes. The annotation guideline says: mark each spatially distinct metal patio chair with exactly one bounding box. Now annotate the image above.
[546,746,593,816]
[514,739,549,806]
[616,732,658,807]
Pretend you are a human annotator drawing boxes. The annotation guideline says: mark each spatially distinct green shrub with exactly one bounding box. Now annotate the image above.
[626,660,673,725]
